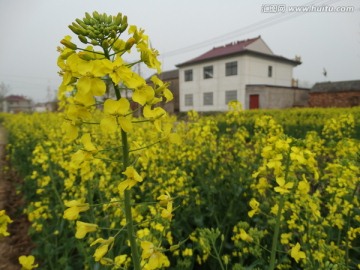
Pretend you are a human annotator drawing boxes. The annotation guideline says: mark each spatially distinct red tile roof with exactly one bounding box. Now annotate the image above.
[176,36,300,67]
[177,37,260,67]
[5,95,30,101]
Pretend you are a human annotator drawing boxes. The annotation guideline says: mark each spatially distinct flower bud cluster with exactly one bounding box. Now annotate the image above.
[68,12,128,47]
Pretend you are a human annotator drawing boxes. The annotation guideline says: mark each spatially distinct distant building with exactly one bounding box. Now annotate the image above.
[176,36,303,111]
[309,80,360,107]
[1,95,33,113]
[33,103,47,113]
[33,101,58,112]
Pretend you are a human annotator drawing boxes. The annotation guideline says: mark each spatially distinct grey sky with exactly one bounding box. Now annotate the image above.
[0,0,359,102]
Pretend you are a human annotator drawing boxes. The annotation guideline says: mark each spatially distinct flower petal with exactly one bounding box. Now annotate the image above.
[100,117,118,134]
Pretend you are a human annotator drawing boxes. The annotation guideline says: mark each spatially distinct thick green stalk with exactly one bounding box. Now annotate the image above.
[104,45,141,270]
[269,149,291,270]
[268,197,285,270]
[113,82,141,269]
[121,129,141,270]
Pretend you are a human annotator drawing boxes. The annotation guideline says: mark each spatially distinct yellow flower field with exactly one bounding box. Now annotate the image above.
[1,105,359,269]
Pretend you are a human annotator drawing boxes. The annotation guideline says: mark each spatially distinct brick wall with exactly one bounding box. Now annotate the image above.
[246,85,309,109]
[309,91,360,107]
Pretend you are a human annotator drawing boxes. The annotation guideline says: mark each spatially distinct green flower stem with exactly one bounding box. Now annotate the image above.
[129,139,163,153]
[78,47,105,55]
[102,43,141,270]
[48,160,64,211]
[268,196,285,270]
[127,60,142,68]
[121,129,141,270]
[112,77,141,269]
[269,149,291,270]
[211,242,225,270]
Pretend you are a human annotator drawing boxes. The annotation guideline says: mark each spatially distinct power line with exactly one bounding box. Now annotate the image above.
[161,0,344,57]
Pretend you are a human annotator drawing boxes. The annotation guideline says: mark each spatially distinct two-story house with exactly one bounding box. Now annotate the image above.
[1,95,33,113]
[176,36,306,111]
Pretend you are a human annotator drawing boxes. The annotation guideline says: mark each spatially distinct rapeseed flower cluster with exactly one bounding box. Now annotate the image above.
[0,210,12,237]
[56,11,178,269]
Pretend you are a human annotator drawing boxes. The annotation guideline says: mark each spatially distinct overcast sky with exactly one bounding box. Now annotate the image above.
[0,0,359,102]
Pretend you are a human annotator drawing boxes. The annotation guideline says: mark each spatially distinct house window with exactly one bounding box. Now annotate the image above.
[184,94,193,106]
[203,92,213,105]
[268,66,273,77]
[203,66,213,79]
[226,61,237,76]
[184,69,193,81]
[225,90,237,104]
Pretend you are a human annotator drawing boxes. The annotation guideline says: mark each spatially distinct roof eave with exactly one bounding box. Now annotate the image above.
[176,50,301,67]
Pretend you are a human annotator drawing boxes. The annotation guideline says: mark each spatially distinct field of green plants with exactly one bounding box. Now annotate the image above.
[0,11,359,270]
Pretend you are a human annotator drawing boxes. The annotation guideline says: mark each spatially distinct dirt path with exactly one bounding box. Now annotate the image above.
[0,126,33,270]
[0,126,8,213]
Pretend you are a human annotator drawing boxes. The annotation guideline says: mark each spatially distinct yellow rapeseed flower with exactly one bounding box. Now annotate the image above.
[274,177,294,195]
[280,233,292,245]
[141,241,170,270]
[90,237,115,262]
[118,166,143,193]
[0,210,12,237]
[157,191,172,207]
[63,200,90,220]
[151,75,173,103]
[182,248,193,257]
[143,105,166,119]
[297,175,310,195]
[18,255,38,270]
[81,133,97,153]
[239,229,253,242]
[248,198,260,218]
[100,98,133,133]
[114,254,128,267]
[133,85,155,106]
[290,242,306,263]
[75,221,98,239]
[161,201,173,221]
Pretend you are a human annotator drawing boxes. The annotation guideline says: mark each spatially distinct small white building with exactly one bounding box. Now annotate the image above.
[176,36,302,111]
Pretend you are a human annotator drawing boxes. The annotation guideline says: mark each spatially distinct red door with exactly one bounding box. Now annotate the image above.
[249,94,259,109]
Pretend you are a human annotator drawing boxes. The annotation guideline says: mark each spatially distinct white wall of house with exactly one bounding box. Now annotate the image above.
[244,55,294,87]
[179,54,295,112]
[246,38,273,55]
